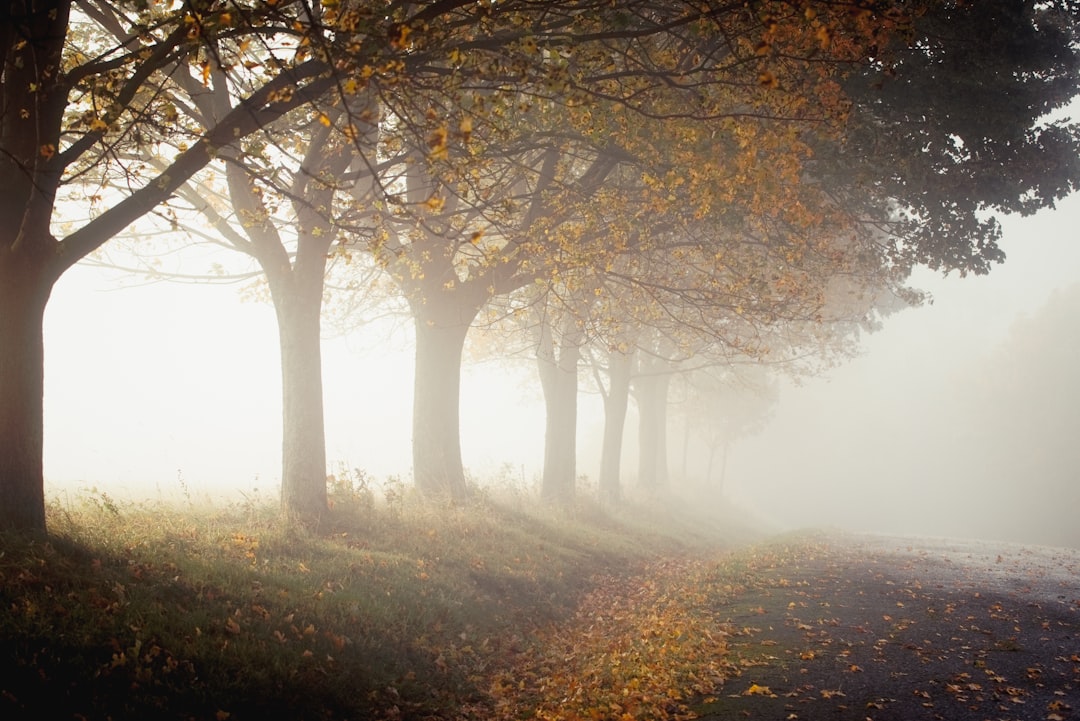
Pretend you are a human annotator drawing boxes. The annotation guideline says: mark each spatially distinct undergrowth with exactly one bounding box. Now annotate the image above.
[0,485,763,720]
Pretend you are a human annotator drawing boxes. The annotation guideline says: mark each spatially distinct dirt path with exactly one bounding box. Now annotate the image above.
[695,533,1080,721]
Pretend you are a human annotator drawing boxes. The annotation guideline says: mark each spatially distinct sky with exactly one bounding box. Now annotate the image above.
[42,190,1080,545]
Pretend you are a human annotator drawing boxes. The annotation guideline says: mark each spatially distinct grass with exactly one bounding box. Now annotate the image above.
[0,482,764,720]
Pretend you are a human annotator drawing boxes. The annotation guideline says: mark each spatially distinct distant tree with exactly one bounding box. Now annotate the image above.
[675,366,779,493]
[531,281,591,505]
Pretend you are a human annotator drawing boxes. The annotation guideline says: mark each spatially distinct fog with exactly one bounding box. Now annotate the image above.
[43,194,1080,548]
[727,194,1080,548]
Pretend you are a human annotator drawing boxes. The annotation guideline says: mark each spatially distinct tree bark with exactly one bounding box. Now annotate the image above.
[273,288,328,521]
[412,313,471,502]
[598,348,633,505]
[538,317,581,506]
[0,260,54,533]
[635,370,672,488]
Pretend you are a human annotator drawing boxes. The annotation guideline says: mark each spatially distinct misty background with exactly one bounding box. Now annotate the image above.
[43,193,1080,548]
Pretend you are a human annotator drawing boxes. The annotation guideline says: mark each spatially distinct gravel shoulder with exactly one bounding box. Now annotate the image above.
[694,533,1080,720]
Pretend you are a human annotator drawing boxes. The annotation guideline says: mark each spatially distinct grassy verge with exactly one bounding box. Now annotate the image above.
[0,483,763,720]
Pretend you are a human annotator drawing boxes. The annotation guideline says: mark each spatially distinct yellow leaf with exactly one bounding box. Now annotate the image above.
[389,23,412,49]
[816,25,831,50]
[89,117,108,132]
[318,113,331,127]
[428,125,448,159]
[745,684,772,696]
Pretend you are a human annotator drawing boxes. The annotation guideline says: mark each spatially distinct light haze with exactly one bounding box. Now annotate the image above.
[43,193,1080,547]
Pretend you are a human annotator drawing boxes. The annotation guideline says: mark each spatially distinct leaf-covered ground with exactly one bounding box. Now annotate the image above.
[2,496,1078,721]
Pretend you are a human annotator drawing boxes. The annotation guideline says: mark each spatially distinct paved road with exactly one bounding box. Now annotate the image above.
[851,533,1080,606]
[695,532,1080,721]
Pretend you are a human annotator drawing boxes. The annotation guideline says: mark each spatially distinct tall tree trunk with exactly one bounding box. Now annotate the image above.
[635,370,671,488]
[0,0,67,533]
[412,305,473,502]
[223,114,351,523]
[273,288,328,521]
[538,318,581,506]
[0,262,53,533]
[598,348,633,505]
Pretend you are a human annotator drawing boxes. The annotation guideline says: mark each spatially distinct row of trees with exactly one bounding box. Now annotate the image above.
[2,0,1078,532]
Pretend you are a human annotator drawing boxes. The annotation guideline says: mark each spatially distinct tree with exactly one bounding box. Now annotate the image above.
[389,0,1080,509]
[676,366,779,492]
[818,0,1080,276]
[163,92,380,522]
[533,284,588,505]
[0,0,342,532]
[593,345,634,505]
[348,0,907,501]
[589,0,1080,501]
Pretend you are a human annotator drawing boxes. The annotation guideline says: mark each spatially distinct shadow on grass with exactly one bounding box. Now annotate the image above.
[1,488,760,720]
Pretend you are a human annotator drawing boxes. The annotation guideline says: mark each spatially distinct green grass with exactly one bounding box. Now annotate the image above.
[0,484,762,720]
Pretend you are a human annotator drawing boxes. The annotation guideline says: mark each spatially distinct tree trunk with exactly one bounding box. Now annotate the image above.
[412,310,472,502]
[635,370,671,488]
[273,289,328,521]
[224,114,350,523]
[538,323,580,506]
[598,349,633,505]
[0,262,54,533]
